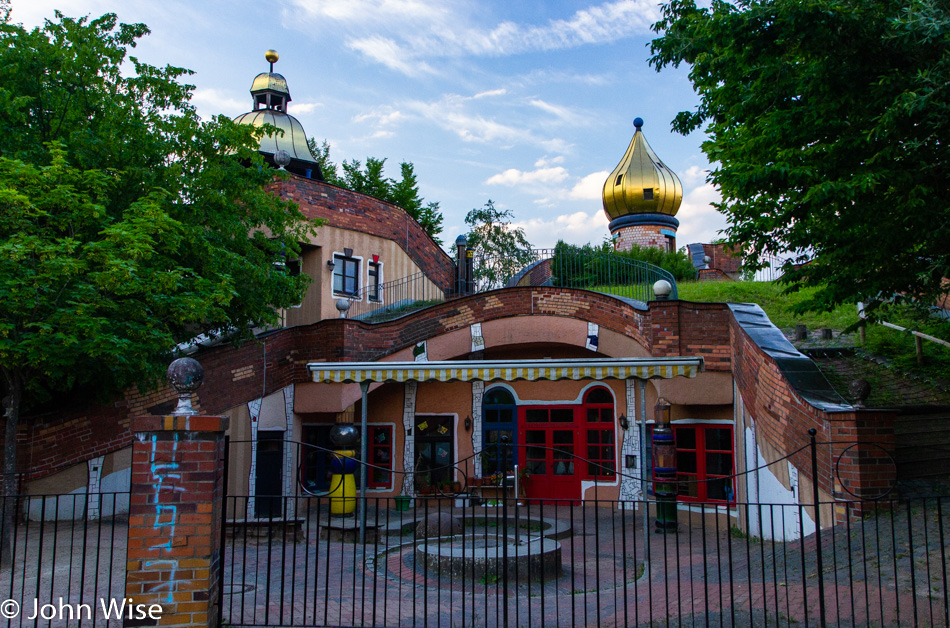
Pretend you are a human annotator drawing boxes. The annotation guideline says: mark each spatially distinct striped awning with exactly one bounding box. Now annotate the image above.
[308,357,703,384]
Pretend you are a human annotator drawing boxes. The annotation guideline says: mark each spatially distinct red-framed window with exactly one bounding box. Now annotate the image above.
[674,424,734,503]
[367,425,393,489]
[583,387,615,479]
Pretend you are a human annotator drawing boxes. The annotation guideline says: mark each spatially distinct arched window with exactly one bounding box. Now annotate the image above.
[583,386,615,478]
[482,387,516,476]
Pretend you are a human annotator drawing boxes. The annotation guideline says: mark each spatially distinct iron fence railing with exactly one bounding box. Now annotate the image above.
[342,247,680,323]
[346,272,448,323]
[220,491,948,627]
[474,247,678,301]
[0,493,129,626]
[221,436,946,627]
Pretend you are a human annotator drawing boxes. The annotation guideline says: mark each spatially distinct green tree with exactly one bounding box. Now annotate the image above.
[463,200,536,289]
[309,139,444,244]
[0,12,316,559]
[650,0,950,315]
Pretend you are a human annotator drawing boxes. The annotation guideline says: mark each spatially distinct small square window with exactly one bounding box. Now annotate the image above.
[643,188,654,201]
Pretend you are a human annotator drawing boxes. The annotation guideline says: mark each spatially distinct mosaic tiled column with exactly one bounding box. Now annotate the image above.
[471,381,485,478]
[618,378,642,506]
[401,381,417,496]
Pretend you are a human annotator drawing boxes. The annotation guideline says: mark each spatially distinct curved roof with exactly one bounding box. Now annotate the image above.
[602,118,683,221]
[232,109,319,169]
[250,72,290,99]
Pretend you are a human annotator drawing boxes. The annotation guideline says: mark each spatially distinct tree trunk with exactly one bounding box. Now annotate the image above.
[1,369,21,567]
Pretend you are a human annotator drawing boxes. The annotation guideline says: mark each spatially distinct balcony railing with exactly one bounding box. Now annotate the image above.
[343,247,678,323]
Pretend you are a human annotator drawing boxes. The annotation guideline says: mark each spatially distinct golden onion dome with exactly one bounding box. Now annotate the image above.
[233,51,322,179]
[602,118,683,221]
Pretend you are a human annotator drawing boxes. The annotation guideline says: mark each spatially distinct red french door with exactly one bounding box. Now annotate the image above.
[519,406,582,502]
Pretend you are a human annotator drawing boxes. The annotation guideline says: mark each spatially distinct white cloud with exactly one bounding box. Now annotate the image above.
[290,102,323,115]
[403,93,568,151]
[535,155,565,168]
[529,99,584,125]
[514,210,610,249]
[485,166,569,186]
[673,183,728,246]
[681,165,709,186]
[569,171,610,200]
[473,88,507,99]
[284,0,660,75]
[347,36,436,77]
[191,88,247,118]
[353,108,404,126]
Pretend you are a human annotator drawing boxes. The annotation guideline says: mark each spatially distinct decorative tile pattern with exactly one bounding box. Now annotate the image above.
[471,381,485,478]
[618,379,642,506]
[86,456,105,520]
[470,323,484,352]
[586,322,600,351]
[401,381,417,496]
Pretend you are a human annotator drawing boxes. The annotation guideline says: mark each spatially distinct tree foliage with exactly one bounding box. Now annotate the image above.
[0,12,317,542]
[463,200,536,288]
[310,139,444,244]
[650,0,950,315]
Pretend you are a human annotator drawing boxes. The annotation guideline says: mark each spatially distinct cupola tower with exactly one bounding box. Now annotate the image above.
[602,118,682,252]
[233,50,324,180]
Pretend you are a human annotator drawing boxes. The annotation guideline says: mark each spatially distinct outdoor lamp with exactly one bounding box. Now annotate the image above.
[464,416,472,431]
[618,414,629,431]
[326,259,336,270]
[652,397,678,533]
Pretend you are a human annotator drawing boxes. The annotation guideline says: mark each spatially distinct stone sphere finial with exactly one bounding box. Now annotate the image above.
[274,149,291,169]
[335,298,351,318]
[167,357,204,416]
[653,279,673,300]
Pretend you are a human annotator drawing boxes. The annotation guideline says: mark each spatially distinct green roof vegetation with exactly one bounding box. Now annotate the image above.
[677,281,950,386]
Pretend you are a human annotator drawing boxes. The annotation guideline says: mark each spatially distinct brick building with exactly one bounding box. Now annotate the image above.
[13,54,895,540]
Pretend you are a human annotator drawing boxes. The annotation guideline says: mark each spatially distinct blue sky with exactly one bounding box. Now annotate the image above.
[13,0,727,250]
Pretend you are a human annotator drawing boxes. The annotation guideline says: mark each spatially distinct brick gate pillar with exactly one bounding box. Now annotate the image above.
[124,358,228,627]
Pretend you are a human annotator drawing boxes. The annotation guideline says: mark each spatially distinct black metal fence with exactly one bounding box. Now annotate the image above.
[220,432,948,628]
[219,492,949,627]
[0,492,129,627]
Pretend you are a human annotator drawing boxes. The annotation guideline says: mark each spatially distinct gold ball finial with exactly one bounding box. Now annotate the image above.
[265,50,279,64]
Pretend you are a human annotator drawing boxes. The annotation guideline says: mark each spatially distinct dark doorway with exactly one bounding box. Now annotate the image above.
[255,431,284,518]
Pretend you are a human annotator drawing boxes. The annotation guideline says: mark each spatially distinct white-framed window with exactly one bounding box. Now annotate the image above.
[368,260,382,302]
[333,250,361,297]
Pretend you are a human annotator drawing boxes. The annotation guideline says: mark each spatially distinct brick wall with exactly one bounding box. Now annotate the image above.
[730,315,898,522]
[513,258,553,287]
[11,288,734,483]
[611,224,675,251]
[702,243,742,275]
[274,176,455,291]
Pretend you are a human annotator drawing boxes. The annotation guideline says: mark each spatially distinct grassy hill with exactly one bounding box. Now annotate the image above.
[676,280,950,384]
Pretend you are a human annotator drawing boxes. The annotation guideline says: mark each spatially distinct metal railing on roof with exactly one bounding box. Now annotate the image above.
[345,271,447,323]
[342,247,678,323]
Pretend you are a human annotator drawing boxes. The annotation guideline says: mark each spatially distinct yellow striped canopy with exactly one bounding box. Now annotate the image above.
[308,357,703,384]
